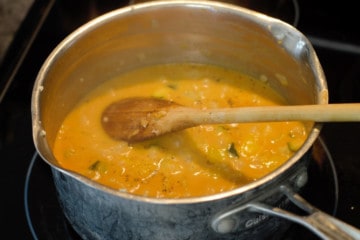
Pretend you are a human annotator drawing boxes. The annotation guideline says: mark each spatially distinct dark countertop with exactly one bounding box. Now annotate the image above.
[0,0,34,64]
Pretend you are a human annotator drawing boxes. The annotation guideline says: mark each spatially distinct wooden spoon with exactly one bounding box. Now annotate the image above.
[101,97,360,142]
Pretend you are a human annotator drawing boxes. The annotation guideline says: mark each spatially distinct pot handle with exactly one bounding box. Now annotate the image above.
[211,185,360,240]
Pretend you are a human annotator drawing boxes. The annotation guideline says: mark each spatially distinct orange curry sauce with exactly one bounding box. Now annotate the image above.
[53,63,310,198]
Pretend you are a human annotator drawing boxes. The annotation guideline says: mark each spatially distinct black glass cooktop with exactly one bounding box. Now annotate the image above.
[1,0,359,239]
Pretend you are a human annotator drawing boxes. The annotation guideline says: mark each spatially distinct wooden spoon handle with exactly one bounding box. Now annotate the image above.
[101,98,360,142]
[186,103,360,125]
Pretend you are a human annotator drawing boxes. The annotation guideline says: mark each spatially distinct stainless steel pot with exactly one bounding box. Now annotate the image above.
[31,1,360,239]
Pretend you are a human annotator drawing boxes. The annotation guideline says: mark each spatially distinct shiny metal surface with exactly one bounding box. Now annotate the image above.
[31,1,335,239]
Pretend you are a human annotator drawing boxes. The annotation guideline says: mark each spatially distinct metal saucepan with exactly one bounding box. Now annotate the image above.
[31,1,360,239]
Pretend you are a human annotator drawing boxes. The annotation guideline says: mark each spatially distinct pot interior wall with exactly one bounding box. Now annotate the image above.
[34,2,326,167]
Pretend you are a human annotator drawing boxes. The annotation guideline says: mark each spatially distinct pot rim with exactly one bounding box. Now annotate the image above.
[31,0,327,205]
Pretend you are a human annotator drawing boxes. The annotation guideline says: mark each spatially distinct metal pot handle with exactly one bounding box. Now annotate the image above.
[211,185,360,240]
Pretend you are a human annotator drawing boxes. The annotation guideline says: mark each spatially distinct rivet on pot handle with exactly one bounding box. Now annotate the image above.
[211,185,360,240]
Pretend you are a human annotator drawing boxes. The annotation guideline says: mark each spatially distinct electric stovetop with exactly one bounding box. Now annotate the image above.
[1,0,359,239]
